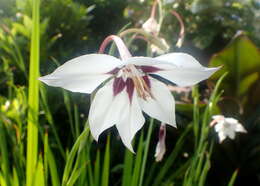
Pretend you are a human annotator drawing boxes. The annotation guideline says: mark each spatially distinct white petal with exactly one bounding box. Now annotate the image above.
[88,80,117,141]
[124,54,220,87]
[139,78,176,127]
[226,130,236,140]
[214,122,224,132]
[116,91,145,152]
[155,53,203,68]
[124,56,161,66]
[218,131,226,143]
[39,54,121,94]
[235,124,247,133]
[153,53,220,86]
[89,81,145,152]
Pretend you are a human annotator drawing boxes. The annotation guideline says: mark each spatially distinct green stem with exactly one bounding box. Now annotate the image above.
[26,0,40,185]
[119,28,168,52]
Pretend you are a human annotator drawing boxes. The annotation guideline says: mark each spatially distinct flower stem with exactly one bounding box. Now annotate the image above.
[171,10,185,47]
[99,35,132,60]
[150,0,158,18]
[119,28,168,52]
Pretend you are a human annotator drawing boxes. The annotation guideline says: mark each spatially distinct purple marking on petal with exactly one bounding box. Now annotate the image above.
[139,65,162,73]
[143,75,151,88]
[113,77,126,96]
[126,78,134,103]
[106,67,120,75]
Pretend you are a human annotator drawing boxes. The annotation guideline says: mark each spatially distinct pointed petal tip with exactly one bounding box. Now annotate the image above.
[165,120,177,128]
[38,76,48,84]
[89,127,100,142]
[120,135,135,153]
[38,76,45,82]
[38,74,54,82]
[211,65,222,72]
[93,136,99,142]
[126,145,135,154]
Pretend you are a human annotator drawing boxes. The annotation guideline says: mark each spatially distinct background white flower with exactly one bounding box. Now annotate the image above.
[142,17,160,36]
[212,115,247,143]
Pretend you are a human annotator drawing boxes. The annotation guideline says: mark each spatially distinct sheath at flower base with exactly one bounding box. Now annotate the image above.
[39,35,220,152]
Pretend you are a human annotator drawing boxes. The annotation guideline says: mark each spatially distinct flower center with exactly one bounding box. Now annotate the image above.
[112,64,153,102]
[123,65,153,100]
[125,65,153,100]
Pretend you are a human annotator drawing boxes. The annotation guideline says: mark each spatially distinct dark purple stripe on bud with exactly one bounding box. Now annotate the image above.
[126,78,134,103]
[113,77,126,96]
[140,65,161,73]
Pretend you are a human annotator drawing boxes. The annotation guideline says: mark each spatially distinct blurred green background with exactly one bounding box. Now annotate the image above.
[0,0,260,186]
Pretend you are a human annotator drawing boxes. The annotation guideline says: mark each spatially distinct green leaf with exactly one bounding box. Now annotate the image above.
[12,168,19,186]
[228,169,239,186]
[210,32,260,98]
[45,133,60,186]
[152,125,192,186]
[26,0,40,185]
[0,121,11,186]
[34,156,45,186]
[239,72,258,96]
[62,128,89,185]
[94,150,100,186]
[101,135,110,186]
[139,119,154,186]
[131,133,143,186]
[122,148,133,186]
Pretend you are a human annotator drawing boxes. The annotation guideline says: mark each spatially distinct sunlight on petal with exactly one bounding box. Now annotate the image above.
[39,54,121,93]
[155,53,203,68]
[139,78,176,127]
[88,80,117,141]
[116,91,145,153]
[124,54,219,87]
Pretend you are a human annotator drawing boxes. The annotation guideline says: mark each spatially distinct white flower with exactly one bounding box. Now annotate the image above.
[212,115,247,143]
[39,36,219,152]
[154,123,166,162]
[142,17,160,36]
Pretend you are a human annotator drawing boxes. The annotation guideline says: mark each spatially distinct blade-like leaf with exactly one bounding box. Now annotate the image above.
[210,32,260,98]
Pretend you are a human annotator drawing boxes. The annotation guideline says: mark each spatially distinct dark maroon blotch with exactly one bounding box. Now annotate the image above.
[140,65,162,73]
[126,78,134,103]
[106,67,120,75]
[113,77,126,96]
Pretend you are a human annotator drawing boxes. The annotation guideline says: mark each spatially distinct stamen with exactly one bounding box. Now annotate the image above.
[126,65,153,100]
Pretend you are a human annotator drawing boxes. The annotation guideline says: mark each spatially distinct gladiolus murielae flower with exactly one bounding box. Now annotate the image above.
[142,17,160,36]
[211,115,247,143]
[39,35,219,152]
